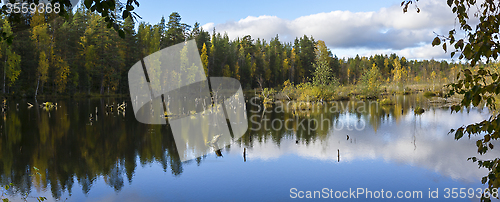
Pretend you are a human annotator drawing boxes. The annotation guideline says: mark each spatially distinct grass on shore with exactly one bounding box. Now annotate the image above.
[250,82,451,103]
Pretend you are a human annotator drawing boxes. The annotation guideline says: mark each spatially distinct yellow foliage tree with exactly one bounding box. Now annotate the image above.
[223,64,232,77]
[54,55,70,93]
[234,63,240,81]
[283,58,289,80]
[0,15,21,92]
[392,58,407,90]
[201,43,209,76]
[5,49,21,88]
[430,70,437,90]
[360,64,382,97]
[38,51,49,89]
[31,11,51,96]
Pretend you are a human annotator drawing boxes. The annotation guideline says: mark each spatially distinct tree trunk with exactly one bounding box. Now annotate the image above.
[100,76,104,95]
[35,76,40,98]
[88,78,90,95]
[3,56,6,94]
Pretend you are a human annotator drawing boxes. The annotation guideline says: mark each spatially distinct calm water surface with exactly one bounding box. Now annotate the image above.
[0,95,498,201]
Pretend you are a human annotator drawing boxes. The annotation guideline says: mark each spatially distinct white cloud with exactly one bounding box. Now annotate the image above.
[396,43,450,60]
[201,22,215,31]
[202,0,457,60]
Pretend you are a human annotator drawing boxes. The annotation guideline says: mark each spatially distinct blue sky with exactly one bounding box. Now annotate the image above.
[132,0,457,60]
[134,0,403,27]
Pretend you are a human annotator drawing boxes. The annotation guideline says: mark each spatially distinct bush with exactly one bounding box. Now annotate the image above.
[359,64,382,98]
[280,80,296,99]
[296,82,319,101]
[423,91,436,97]
[414,106,425,115]
[379,98,394,105]
[278,80,338,102]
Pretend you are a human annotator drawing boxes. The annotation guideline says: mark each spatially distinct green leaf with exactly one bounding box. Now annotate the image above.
[473,94,481,106]
[489,173,496,181]
[469,157,478,162]
[464,69,472,75]
[95,2,102,12]
[102,1,108,10]
[84,0,92,9]
[478,144,484,153]
[118,30,125,38]
[432,37,441,46]
[447,0,453,6]
[455,128,464,139]
[443,43,447,52]
[106,0,115,9]
[478,69,487,75]
[122,10,130,19]
[485,134,491,142]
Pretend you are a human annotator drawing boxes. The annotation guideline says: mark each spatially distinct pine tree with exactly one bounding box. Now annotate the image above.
[312,40,335,87]
[166,12,187,45]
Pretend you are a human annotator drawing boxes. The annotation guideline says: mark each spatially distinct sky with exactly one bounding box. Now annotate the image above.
[132,0,458,60]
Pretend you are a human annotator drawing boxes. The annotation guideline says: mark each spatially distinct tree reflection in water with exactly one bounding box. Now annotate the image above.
[0,95,493,200]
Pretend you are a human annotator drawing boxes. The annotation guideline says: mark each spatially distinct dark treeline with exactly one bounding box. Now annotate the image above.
[0,3,468,97]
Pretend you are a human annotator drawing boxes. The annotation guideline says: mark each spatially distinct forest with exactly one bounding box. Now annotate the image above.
[0,3,487,98]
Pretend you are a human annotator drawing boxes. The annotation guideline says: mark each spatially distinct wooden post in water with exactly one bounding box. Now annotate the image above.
[337,149,340,162]
[243,148,246,162]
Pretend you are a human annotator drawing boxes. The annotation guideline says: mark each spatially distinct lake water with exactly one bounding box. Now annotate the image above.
[1,95,499,201]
